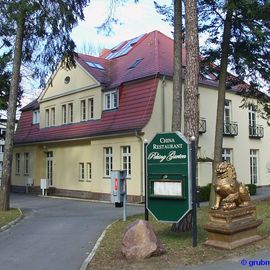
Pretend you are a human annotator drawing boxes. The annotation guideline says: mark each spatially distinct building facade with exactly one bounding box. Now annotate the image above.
[11,31,270,201]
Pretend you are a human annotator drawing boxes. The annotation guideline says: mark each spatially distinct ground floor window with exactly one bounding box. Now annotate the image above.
[24,152,30,175]
[104,147,113,177]
[79,163,85,181]
[87,162,92,181]
[222,148,233,163]
[0,161,3,177]
[250,149,259,184]
[16,153,20,175]
[122,146,131,177]
[46,152,53,185]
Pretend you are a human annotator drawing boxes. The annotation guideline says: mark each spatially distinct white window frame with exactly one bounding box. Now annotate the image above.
[88,98,94,120]
[51,108,55,126]
[33,110,40,124]
[24,152,30,175]
[222,148,233,164]
[224,100,232,123]
[122,146,131,177]
[0,161,3,175]
[79,162,85,181]
[16,153,21,175]
[249,105,257,127]
[45,109,50,127]
[103,90,118,110]
[62,104,67,124]
[249,105,257,136]
[250,149,259,184]
[46,152,53,186]
[224,99,232,134]
[104,147,113,177]
[87,162,92,181]
[68,103,73,123]
[0,145,4,153]
[81,100,86,121]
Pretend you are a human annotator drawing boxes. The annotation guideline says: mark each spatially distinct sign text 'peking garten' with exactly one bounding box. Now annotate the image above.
[148,137,186,162]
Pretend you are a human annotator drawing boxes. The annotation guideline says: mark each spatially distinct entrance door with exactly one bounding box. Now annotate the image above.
[46,152,53,186]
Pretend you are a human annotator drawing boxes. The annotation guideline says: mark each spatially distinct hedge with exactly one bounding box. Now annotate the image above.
[246,184,257,196]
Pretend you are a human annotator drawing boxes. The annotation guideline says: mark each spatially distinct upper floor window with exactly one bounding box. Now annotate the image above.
[51,108,56,126]
[88,98,94,119]
[45,109,50,127]
[81,100,86,121]
[62,104,67,124]
[224,99,232,124]
[0,145,4,153]
[104,90,118,110]
[68,103,73,123]
[33,110,40,124]
[249,104,257,127]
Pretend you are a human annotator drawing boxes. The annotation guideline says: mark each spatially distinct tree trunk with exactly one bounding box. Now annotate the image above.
[209,1,233,207]
[184,0,199,142]
[171,0,182,132]
[0,15,25,211]
[172,0,199,233]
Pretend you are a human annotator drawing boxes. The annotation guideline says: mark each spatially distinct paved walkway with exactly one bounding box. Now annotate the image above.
[0,193,143,270]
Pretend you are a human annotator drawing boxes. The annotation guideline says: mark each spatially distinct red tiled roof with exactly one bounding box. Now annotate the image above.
[76,31,187,88]
[14,79,158,144]
[15,30,248,145]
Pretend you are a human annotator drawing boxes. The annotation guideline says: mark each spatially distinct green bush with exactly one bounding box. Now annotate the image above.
[198,184,212,202]
[246,184,257,196]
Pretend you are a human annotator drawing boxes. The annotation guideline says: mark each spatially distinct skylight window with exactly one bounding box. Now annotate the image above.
[85,61,105,70]
[203,74,212,80]
[105,34,145,60]
[111,41,125,52]
[128,58,144,69]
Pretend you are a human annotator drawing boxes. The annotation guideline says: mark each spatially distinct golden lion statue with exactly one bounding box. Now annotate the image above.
[211,161,251,210]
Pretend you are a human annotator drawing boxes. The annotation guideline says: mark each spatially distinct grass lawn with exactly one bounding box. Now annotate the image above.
[88,200,270,270]
[0,208,21,229]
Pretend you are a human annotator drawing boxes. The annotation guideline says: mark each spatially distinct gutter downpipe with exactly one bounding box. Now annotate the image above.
[135,130,144,203]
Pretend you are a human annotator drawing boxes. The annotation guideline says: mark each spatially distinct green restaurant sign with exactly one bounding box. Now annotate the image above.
[146,132,191,223]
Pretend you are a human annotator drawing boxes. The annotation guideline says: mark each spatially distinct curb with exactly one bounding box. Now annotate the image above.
[80,220,119,270]
[0,208,24,232]
[38,194,144,207]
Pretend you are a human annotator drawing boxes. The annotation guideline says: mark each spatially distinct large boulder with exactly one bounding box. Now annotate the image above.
[121,219,165,260]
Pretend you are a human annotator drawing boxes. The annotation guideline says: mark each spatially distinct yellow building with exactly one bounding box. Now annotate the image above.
[12,31,270,201]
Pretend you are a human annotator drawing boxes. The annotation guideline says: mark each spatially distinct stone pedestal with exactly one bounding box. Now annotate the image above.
[203,204,262,249]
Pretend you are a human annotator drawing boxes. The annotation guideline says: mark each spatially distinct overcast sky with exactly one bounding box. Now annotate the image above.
[71,0,173,53]
[20,0,173,109]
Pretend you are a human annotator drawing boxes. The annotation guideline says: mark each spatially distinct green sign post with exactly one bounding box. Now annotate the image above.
[146,132,191,223]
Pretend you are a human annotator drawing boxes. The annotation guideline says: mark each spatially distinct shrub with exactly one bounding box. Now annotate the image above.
[246,184,257,196]
[198,184,212,202]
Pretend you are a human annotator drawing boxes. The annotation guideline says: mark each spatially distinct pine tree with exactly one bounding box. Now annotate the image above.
[0,0,90,211]
[156,0,270,206]
[198,0,270,204]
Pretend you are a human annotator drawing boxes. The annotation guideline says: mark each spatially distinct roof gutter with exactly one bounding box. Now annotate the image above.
[14,129,144,147]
